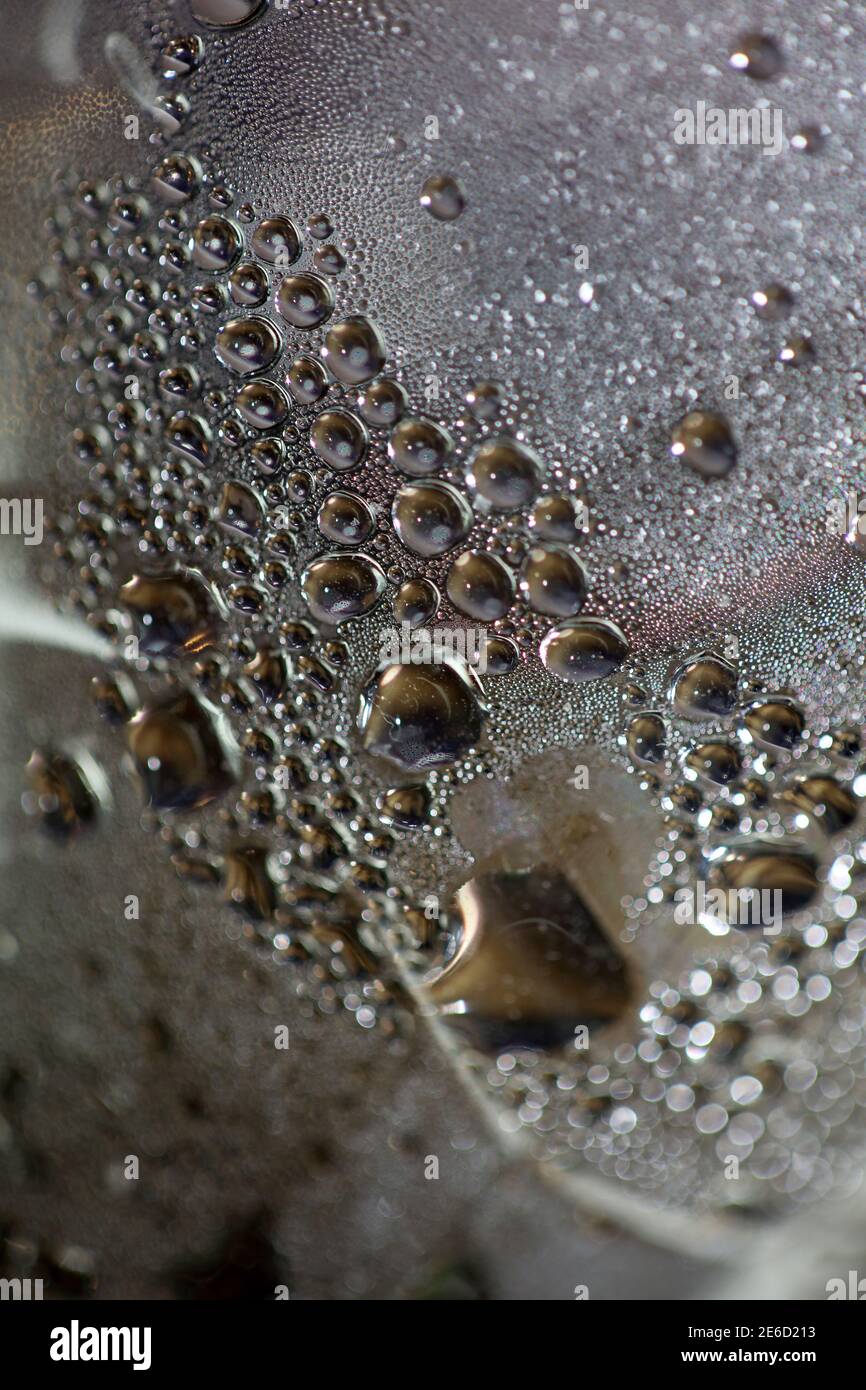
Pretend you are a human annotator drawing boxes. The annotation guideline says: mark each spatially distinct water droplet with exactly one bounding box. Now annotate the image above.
[250,215,302,265]
[161,35,204,79]
[151,154,201,205]
[419,173,466,222]
[626,712,667,765]
[357,659,484,771]
[392,480,473,557]
[482,635,518,674]
[791,125,826,155]
[779,335,814,366]
[126,690,240,810]
[287,354,328,404]
[530,494,586,543]
[671,411,738,479]
[519,544,587,617]
[275,272,334,328]
[234,379,289,428]
[751,283,794,321]
[229,262,269,306]
[703,838,818,917]
[470,436,542,510]
[359,377,408,427]
[165,411,211,463]
[684,739,742,785]
[387,416,453,476]
[446,549,515,620]
[301,552,386,624]
[426,867,632,1050]
[670,653,738,720]
[782,776,858,833]
[377,784,431,830]
[191,215,242,271]
[729,33,784,80]
[393,577,439,627]
[465,379,504,421]
[540,618,629,683]
[190,0,265,28]
[321,316,386,385]
[244,645,288,703]
[309,408,368,470]
[119,568,223,656]
[214,316,282,375]
[318,490,374,544]
[24,749,101,837]
[218,479,265,534]
[742,697,805,750]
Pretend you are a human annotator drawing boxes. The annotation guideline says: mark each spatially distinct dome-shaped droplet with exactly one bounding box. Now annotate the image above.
[671,412,737,479]
[530,494,586,543]
[465,379,504,421]
[540,618,629,683]
[446,550,515,620]
[388,416,453,476]
[703,837,817,918]
[25,749,101,838]
[191,0,264,27]
[229,262,268,306]
[192,215,242,271]
[392,480,473,557]
[119,568,223,657]
[234,379,289,429]
[309,409,368,470]
[250,216,302,265]
[126,690,240,810]
[215,316,281,375]
[671,653,737,720]
[275,272,334,328]
[742,697,805,750]
[427,867,632,1050]
[358,659,484,771]
[317,490,374,545]
[287,354,328,404]
[751,283,794,321]
[519,544,587,617]
[470,436,542,510]
[359,377,408,427]
[301,552,386,624]
[782,775,858,834]
[482,635,518,674]
[626,712,667,765]
[218,479,265,535]
[729,32,784,80]
[151,154,201,204]
[164,411,211,463]
[377,784,431,830]
[420,173,466,222]
[321,316,386,384]
[684,739,742,785]
[393,577,439,628]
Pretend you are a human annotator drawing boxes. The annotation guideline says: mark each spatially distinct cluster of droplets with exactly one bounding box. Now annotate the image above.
[25,11,862,1212]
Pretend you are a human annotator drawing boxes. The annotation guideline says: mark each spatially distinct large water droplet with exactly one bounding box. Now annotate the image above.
[126,690,240,810]
[358,659,484,771]
[192,215,242,271]
[419,173,466,222]
[742,697,805,750]
[275,272,334,328]
[446,549,515,620]
[190,0,265,27]
[309,409,368,470]
[519,544,587,617]
[392,480,473,557]
[250,216,302,265]
[321,316,386,385]
[470,437,542,509]
[388,416,453,476]
[540,618,629,683]
[119,568,223,657]
[301,552,386,624]
[670,653,737,719]
[214,316,282,375]
[426,867,632,1050]
[671,411,738,479]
